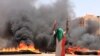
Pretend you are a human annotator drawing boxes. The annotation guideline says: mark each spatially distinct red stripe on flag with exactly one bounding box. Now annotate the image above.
[61,34,66,56]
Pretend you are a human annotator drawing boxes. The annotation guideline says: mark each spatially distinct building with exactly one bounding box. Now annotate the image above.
[79,14,100,36]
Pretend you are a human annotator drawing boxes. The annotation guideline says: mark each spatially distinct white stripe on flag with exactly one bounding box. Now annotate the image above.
[55,39,63,56]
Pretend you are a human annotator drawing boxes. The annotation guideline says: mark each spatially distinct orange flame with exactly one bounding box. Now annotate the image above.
[65,46,100,55]
[66,46,90,54]
[0,41,40,53]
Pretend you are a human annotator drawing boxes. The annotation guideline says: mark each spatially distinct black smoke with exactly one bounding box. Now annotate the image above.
[67,18,100,50]
[0,0,99,51]
[0,0,73,51]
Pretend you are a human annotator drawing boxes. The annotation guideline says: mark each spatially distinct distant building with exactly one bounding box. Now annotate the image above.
[79,14,100,36]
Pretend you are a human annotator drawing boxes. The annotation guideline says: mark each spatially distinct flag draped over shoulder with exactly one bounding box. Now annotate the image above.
[55,28,66,56]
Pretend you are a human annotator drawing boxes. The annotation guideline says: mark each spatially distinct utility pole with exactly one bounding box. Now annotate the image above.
[66,18,70,34]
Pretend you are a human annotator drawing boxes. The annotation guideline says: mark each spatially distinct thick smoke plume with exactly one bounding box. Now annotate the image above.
[68,18,100,50]
[0,0,73,51]
[0,0,99,51]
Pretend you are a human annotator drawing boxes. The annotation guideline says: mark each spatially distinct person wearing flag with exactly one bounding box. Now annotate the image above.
[55,28,66,56]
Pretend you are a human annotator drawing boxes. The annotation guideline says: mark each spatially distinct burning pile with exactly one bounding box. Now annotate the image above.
[66,46,89,54]
[0,41,40,54]
[66,46,100,55]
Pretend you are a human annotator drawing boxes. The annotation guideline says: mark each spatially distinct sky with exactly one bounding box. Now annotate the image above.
[72,0,100,17]
[36,0,100,17]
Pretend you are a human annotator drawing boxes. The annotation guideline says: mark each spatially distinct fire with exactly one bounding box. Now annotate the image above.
[66,46,100,55]
[0,41,40,53]
[66,46,89,54]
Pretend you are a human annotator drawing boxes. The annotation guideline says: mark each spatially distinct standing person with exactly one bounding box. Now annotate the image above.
[55,28,66,56]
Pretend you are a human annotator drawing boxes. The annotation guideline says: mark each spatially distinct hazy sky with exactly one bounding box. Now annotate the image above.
[36,0,100,17]
[72,0,100,17]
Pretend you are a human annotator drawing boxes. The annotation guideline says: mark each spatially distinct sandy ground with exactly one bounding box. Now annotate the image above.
[0,54,95,56]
